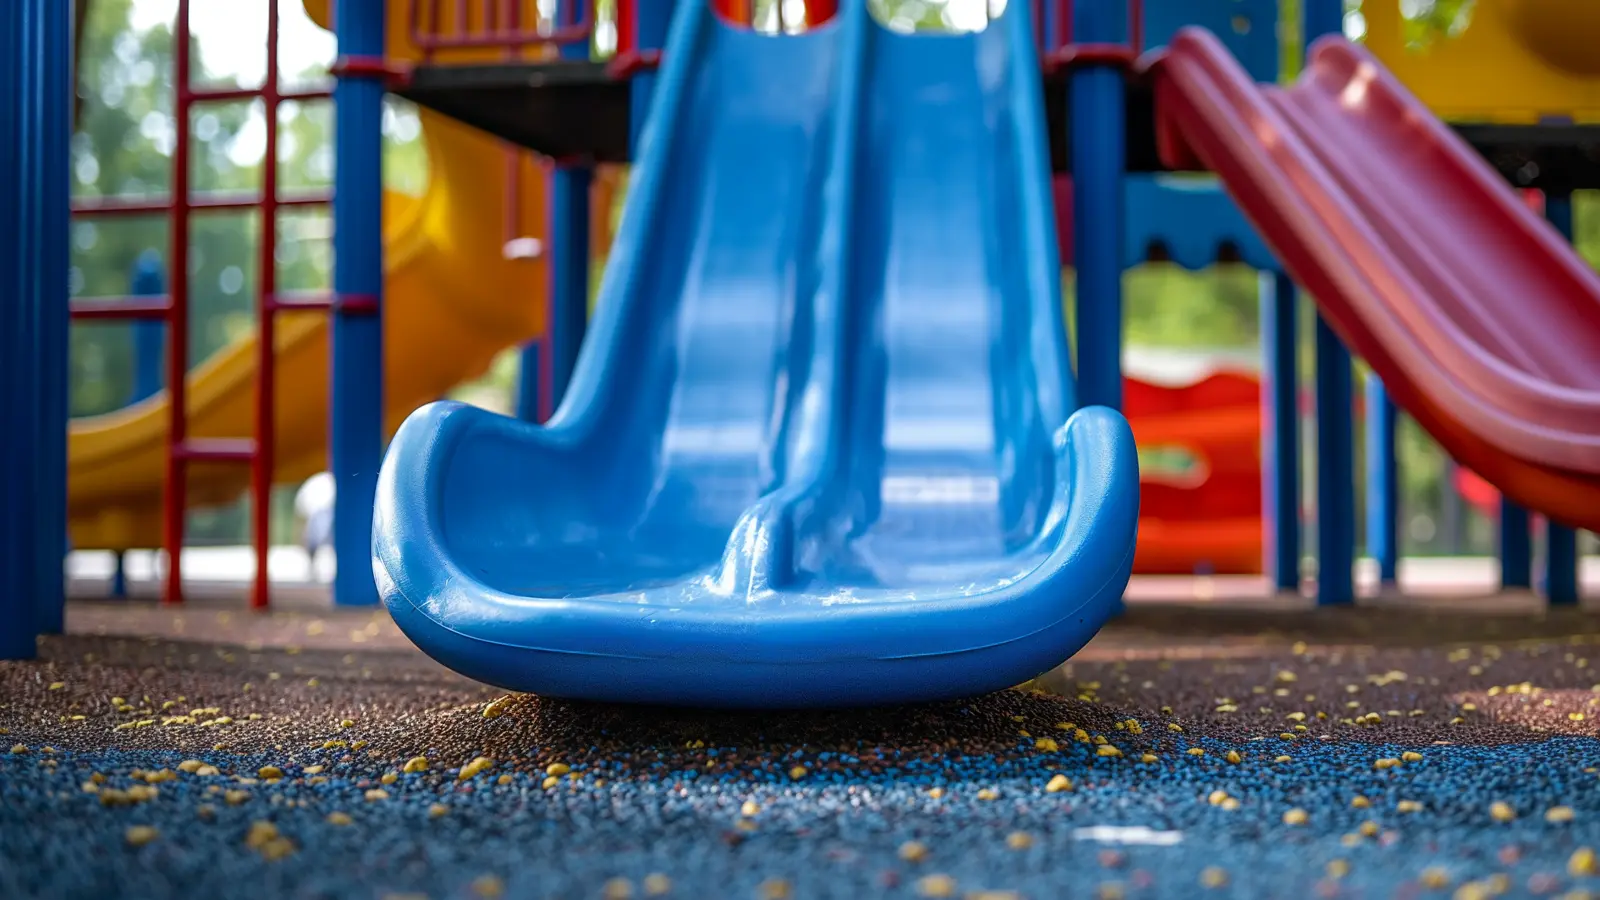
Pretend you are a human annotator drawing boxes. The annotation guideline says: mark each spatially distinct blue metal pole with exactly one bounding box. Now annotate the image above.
[629,0,675,156]
[1304,0,1353,606]
[1543,191,1580,604]
[1,0,37,659]
[111,553,128,599]
[129,251,166,403]
[1304,0,1343,43]
[1314,314,1354,604]
[124,249,163,602]
[514,339,545,421]
[1364,374,1398,585]
[517,3,595,422]
[34,0,70,634]
[330,0,386,606]
[548,18,594,416]
[1441,458,1464,554]
[1499,500,1531,589]
[1039,0,1060,54]
[1068,0,1126,412]
[548,165,593,414]
[1260,272,1300,591]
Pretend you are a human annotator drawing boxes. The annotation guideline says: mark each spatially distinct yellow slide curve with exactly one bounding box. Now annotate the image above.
[69,0,552,550]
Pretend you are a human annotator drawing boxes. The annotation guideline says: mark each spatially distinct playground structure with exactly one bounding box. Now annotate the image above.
[3,0,1600,690]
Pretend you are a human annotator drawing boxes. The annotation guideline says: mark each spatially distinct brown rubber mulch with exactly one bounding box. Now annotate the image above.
[5,596,1600,761]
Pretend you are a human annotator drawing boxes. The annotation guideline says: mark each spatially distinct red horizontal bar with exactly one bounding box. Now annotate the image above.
[282,85,335,102]
[1047,43,1138,71]
[337,294,381,315]
[185,84,263,103]
[175,438,257,462]
[72,190,332,218]
[185,83,334,104]
[606,50,661,80]
[264,292,381,315]
[195,191,332,212]
[266,292,333,312]
[330,54,413,86]
[70,195,176,217]
[70,296,172,320]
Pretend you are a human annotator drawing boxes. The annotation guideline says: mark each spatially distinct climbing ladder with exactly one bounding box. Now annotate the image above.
[69,0,348,609]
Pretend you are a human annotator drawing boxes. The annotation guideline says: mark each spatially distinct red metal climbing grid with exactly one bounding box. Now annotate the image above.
[69,0,344,609]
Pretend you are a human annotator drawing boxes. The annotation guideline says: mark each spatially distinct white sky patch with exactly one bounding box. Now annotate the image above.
[130,0,336,85]
[130,0,337,168]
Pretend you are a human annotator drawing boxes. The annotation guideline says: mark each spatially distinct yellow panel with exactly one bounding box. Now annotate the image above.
[1365,0,1600,124]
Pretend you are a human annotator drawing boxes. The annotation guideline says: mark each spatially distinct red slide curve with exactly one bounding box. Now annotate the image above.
[1149,28,1600,532]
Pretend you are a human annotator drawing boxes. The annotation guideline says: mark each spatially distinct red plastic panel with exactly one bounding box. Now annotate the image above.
[1127,371,1262,574]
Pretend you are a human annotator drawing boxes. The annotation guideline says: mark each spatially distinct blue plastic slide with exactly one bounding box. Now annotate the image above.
[372,0,1140,707]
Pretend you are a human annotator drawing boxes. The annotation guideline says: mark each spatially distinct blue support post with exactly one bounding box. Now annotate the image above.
[330,0,386,606]
[1314,314,1354,604]
[3,0,70,657]
[117,252,166,598]
[1543,191,1580,604]
[516,1,594,422]
[1441,459,1464,554]
[1,0,35,659]
[1365,374,1398,586]
[1068,0,1127,412]
[1261,272,1301,591]
[548,165,593,413]
[36,0,71,634]
[549,14,595,416]
[514,340,546,421]
[627,0,674,154]
[111,553,128,599]
[1304,0,1344,42]
[1304,0,1352,605]
[129,251,166,403]
[1500,500,1531,589]
[1039,0,1061,52]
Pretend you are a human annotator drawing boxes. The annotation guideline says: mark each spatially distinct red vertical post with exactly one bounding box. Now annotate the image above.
[616,0,637,58]
[1128,0,1141,52]
[805,0,835,27]
[164,0,195,605]
[252,0,282,610]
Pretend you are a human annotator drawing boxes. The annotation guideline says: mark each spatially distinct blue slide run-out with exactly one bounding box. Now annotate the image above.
[373,0,1140,707]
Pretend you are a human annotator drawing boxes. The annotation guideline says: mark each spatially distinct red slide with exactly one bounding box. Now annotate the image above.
[1149,28,1600,531]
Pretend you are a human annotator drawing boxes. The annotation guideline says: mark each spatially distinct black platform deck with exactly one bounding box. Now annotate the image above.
[395,60,633,164]
[396,60,1600,189]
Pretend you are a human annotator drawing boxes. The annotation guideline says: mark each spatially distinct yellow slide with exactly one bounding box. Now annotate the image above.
[68,1,551,549]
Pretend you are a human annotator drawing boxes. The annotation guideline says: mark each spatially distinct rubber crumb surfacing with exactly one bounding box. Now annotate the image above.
[5,599,1600,899]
